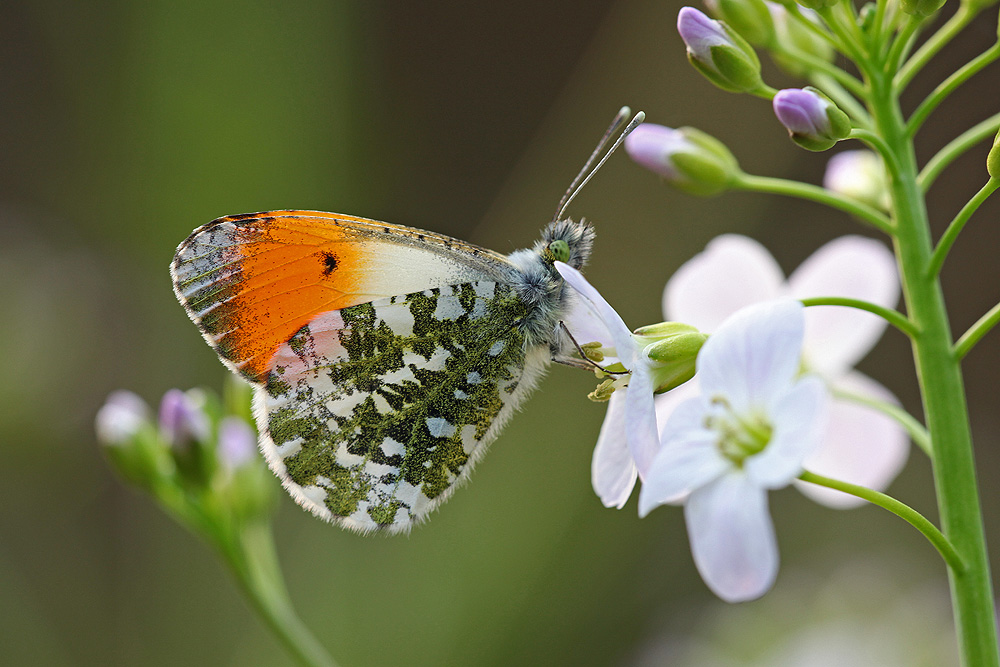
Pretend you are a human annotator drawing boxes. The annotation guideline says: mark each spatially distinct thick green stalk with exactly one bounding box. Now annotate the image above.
[218,522,338,667]
[869,70,999,666]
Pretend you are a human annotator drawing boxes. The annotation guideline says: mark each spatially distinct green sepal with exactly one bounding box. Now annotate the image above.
[693,34,764,94]
[988,129,1000,179]
[102,423,177,491]
[637,326,708,394]
[710,0,775,46]
[668,127,740,196]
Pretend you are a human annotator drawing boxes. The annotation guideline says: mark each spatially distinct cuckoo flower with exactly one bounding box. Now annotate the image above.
[639,299,828,602]
[661,234,906,508]
[556,262,662,509]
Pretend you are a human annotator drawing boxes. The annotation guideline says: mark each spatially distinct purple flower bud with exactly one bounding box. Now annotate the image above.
[624,124,690,180]
[677,7,764,93]
[774,88,827,135]
[773,87,851,151]
[625,123,739,196]
[158,389,210,450]
[677,6,730,58]
[217,417,257,471]
[96,390,150,446]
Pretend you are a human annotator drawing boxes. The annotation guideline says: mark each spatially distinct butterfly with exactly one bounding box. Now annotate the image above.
[171,109,642,533]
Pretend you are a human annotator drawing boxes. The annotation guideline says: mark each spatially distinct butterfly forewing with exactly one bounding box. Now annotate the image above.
[255,280,532,532]
[171,211,514,383]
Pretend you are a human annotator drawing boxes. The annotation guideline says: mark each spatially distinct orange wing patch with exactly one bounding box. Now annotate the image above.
[173,212,375,382]
[172,211,510,384]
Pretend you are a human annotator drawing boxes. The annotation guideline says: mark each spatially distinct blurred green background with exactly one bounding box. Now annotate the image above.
[2,1,999,665]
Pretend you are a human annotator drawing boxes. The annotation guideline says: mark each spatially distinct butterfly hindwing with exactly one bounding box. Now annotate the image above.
[255,280,534,532]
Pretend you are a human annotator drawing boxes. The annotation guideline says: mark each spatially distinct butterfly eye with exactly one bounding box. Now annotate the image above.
[548,239,571,263]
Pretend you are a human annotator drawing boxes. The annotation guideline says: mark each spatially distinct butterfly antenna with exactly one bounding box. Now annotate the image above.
[552,107,645,222]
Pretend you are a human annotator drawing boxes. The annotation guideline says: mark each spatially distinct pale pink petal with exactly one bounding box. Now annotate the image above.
[794,371,910,508]
[556,262,637,365]
[592,391,638,509]
[686,472,779,602]
[746,376,828,489]
[639,411,728,517]
[698,299,804,414]
[561,291,617,352]
[654,377,700,439]
[626,361,661,479]
[664,235,785,330]
[788,236,899,376]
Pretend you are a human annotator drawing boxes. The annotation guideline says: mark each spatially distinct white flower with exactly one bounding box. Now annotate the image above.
[556,262,659,509]
[639,299,828,602]
[823,150,890,212]
[661,234,906,508]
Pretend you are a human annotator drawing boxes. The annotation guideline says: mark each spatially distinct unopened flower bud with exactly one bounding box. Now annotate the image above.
[773,87,851,151]
[218,417,257,472]
[96,390,149,446]
[159,388,214,486]
[823,150,890,211]
[636,323,708,393]
[988,128,1000,179]
[625,124,740,196]
[768,5,834,77]
[159,389,211,451]
[97,391,173,488]
[704,0,775,46]
[678,7,766,94]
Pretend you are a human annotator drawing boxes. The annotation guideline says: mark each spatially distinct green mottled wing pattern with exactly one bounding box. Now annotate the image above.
[255,280,532,532]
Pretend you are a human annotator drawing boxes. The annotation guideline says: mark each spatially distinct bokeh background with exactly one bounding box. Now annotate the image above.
[3,1,999,665]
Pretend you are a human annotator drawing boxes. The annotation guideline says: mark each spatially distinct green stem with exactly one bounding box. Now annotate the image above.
[896,4,974,91]
[799,471,962,571]
[790,50,868,98]
[818,5,869,68]
[868,66,999,666]
[885,16,921,75]
[849,128,903,177]
[907,44,1000,137]
[919,113,1000,191]
[927,178,1000,279]
[219,523,338,667]
[733,173,894,234]
[954,301,1000,360]
[832,387,932,456]
[799,296,917,337]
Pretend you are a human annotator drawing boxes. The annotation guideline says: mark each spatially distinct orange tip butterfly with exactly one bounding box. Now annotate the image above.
[171,108,643,532]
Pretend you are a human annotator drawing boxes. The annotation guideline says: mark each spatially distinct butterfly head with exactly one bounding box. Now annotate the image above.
[505,218,595,346]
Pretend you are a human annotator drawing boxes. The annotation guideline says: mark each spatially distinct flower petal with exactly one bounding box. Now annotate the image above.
[561,290,617,354]
[556,262,637,365]
[592,390,638,509]
[664,235,785,330]
[745,375,828,489]
[654,376,700,439]
[639,406,728,517]
[698,299,804,413]
[686,472,779,602]
[626,360,661,479]
[794,371,909,508]
[788,236,899,376]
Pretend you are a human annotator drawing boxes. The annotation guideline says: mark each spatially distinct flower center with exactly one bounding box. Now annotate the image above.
[706,396,773,466]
